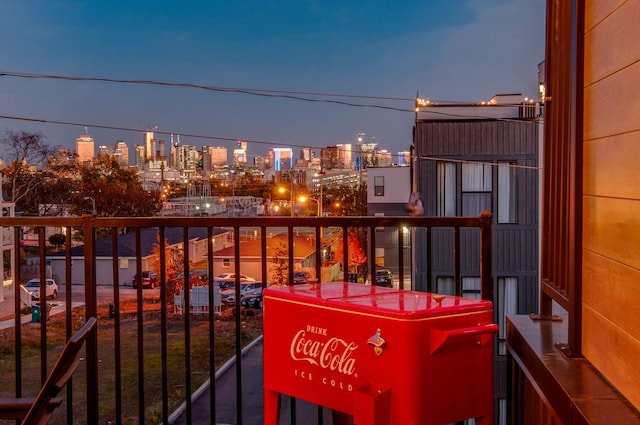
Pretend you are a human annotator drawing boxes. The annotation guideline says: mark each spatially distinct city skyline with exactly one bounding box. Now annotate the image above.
[0,1,545,160]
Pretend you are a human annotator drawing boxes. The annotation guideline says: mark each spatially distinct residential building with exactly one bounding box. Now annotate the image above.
[47,227,231,286]
[366,166,413,287]
[212,233,323,282]
[0,194,15,285]
[413,93,543,421]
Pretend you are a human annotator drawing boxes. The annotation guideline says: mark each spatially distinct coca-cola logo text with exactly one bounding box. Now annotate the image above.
[289,327,358,376]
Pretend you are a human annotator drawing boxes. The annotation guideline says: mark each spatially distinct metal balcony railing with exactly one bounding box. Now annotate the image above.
[0,213,492,425]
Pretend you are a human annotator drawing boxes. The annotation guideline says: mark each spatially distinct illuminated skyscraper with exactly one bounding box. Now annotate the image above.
[268,148,293,171]
[115,141,129,166]
[143,131,155,161]
[75,133,95,165]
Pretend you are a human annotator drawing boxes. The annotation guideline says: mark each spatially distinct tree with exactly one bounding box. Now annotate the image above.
[0,130,59,213]
[48,233,66,249]
[323,183,367,216]
[71,154,161,217]
[333,229,367,279]
[270,241,289,286]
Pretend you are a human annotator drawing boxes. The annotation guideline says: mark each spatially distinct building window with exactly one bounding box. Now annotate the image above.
[374,176,384,196]
[498,162,518,223]
[436,276,454,295]
[462,162,492,216]
[437,162,456,216]
[497,277,518,355]
[223,258,231,268]
[462,277,481,299]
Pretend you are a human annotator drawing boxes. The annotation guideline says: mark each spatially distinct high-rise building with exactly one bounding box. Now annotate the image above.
[75,133,95,165]
[143,131,155,161]
[98,145,111,156]
[134,145,145,168]
[233,148,247,165]
[115,141,129,166]
[202,146,228,172]
[268,148,293,171]
[397,151,411,166]
[376,150,393,167]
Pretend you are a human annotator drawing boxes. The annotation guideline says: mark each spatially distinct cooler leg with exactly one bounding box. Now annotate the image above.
[264,389,281,425]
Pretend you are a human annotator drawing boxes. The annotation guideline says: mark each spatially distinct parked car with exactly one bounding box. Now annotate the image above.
[133,271,159,289]
[215,273,256,282]
[374,269,393,287]
[23,278,58,300]
[293,271,310,285]
[221,282,263,306]
[240,292,263,309]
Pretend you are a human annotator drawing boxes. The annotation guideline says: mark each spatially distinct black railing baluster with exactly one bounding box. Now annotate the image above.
[183,227,193,424]
[83,215,99,425]
[234,226,243,425]
[398,224,404,289]
[207,226,216,425]
[135,227,145,424]
[110,227,123,425]
[38,227,47,384]
[12,226,22,398]
[65,227,74,422]
[159,226,169,425]
[454,226,461,296]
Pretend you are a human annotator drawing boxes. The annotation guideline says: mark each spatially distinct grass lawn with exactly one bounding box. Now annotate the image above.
[0,298,263,425]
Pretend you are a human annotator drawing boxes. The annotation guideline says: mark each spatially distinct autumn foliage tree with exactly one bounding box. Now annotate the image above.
[270,241,289,286]
[333,230,367,279]
[71,154,161,217]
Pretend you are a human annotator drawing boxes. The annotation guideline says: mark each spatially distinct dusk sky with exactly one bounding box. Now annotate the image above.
[0,0,545,162]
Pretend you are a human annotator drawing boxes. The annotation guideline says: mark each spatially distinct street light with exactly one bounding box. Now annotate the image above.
[299,195,323,239]
[278,185,295,216]
[83,197,96,216]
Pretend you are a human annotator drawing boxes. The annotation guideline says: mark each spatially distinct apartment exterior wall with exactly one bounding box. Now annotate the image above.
[413,115,541,418]
[366,166,413,286]
[582,0,640,408]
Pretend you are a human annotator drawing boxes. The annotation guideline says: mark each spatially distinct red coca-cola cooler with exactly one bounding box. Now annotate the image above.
[263,282,497,425]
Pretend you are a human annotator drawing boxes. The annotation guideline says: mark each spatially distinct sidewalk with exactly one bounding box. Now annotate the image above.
[170,337,334,425]
[0,283,81,329]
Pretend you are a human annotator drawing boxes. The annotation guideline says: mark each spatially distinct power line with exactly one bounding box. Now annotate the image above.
[0,70,544,164]
[0,70,544,121]
[0,71,414,113]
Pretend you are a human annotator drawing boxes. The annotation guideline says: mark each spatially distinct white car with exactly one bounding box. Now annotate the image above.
[215,273,256,282]
[220,282,263,305]
[23,278,59,300]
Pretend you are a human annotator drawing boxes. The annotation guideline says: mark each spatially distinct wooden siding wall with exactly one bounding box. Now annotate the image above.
[582,0,640,409]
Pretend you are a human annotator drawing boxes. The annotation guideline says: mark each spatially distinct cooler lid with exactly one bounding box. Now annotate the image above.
[264,282,492,318]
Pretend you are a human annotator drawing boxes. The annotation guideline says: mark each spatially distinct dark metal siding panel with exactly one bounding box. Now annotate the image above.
[519,274,540,314]
[461,228,481,275]
[495,356,507,398]
[493,228,539,274]
[430,228,455,273]
[416,120,539,158]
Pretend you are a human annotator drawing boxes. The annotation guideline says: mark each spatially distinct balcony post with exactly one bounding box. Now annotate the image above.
[82,213,99,424]
[479,210,493,302]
